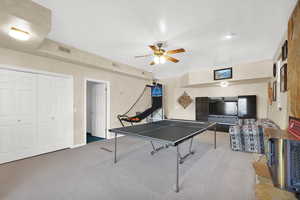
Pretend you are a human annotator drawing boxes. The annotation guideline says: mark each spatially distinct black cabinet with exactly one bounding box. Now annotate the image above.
[195,97,209,121]
[238,95,257,119]
[195,95,257,132]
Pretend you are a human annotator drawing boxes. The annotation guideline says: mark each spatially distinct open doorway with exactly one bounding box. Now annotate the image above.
[86,80,108,143]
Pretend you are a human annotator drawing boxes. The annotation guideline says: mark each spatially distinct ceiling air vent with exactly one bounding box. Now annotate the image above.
[112,62,120,68]
[58,46,71,54]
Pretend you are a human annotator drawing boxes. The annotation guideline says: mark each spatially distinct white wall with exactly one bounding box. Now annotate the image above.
[162,78,268,121]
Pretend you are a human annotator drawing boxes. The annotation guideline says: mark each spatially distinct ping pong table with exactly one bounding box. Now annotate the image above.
[109,119,217,192]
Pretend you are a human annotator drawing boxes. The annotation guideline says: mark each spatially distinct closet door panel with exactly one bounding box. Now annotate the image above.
[0,69,37,163]
[37,75,56,149]
[38,122,56,148]
[37,75,54,121]
[0,70,16,155]
[0,70,16,118]
[15,72,37,151]
[37,75,72,151]
[53,77,72,147]
[0,126,13,153]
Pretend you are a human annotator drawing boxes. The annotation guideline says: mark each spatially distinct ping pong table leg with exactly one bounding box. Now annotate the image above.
[189,137,194,153]
[150,141,165,155]
[176,145,180,192]
[114,132,117,163]
[214,124,217,149]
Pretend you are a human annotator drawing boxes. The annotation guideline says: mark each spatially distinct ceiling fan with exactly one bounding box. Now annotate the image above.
[135,42,185,65]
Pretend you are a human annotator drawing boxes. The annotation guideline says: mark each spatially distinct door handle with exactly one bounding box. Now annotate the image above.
[17,120,21,122]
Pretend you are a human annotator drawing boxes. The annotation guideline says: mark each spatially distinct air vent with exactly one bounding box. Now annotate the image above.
[112,62,120,68]
[58,46,71,54]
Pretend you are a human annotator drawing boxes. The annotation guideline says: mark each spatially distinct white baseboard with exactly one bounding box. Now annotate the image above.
[71,143,86,149]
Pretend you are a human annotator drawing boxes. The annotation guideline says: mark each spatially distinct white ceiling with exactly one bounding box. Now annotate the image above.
[34,0,297,78]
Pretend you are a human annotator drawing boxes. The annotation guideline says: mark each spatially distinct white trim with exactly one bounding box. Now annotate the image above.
[84,78,111,143]
[0,64,73,79]
[71,143,86,149]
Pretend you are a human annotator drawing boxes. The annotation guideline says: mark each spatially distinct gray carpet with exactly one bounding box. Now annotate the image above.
[0,132,256,200]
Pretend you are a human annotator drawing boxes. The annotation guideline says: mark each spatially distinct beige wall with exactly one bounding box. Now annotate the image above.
[0,47,151,145]
[183,60,272,87]
[162,77,268,120]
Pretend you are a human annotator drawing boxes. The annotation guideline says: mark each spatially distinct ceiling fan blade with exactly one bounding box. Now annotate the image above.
[134,54,152,58]
[149,45,158,51]
[164,55,179,63]
[150,61,156,65]
[166,48,185,55]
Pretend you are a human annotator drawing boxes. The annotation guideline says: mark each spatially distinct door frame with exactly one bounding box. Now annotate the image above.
[84,78,111,144]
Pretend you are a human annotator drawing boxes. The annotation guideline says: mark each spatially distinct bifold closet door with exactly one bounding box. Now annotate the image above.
[37,75,73,153]
[0,69,37,163]
[0,68,73,164]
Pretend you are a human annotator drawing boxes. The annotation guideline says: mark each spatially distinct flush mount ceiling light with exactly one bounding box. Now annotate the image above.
[9,27,31,41]
[220,81,229,87]
[223,33,237,40]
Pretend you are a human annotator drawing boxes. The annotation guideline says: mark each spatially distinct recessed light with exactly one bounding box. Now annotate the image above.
[223,33,236,40]
[9,27,31,41]
[220,81,229,87]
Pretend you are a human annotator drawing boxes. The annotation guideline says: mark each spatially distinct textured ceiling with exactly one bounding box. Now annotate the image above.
[34,0,297,78]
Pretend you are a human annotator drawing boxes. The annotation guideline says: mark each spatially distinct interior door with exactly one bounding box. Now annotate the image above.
[0,69,37,163]
[37,75,73,152]
[91,83,106,138]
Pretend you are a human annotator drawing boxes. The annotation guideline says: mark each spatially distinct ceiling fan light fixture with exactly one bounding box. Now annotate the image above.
[160,56,166,64]
[154,56,160,64]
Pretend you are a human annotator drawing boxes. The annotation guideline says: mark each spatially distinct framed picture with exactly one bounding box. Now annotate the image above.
[280,64,287,92]
[273,81,277,102]
[214,67,232,80]
[282,40,288,61]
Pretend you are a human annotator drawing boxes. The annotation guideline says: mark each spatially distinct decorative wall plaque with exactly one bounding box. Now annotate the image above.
[268,82,273,105]
[178,92,193,109]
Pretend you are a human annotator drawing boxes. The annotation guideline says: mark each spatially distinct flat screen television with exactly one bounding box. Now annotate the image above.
[209,101,238,116]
